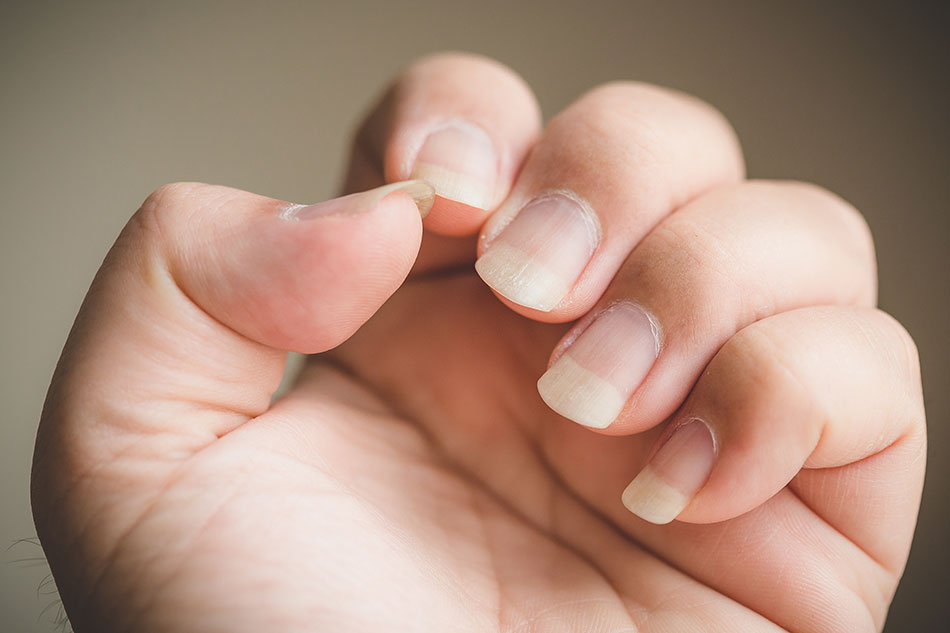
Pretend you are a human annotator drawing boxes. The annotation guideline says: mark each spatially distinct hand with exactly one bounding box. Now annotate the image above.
[32,54,925,632]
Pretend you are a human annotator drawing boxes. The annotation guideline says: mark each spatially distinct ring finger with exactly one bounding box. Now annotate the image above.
[475,81,746,317]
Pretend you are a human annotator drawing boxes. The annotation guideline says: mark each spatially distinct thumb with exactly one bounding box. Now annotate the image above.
[33,179,432,490]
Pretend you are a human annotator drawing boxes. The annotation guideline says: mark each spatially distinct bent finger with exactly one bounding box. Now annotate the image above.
[346,52,542,237]
[621,306,925,568]
[475,81,744,318]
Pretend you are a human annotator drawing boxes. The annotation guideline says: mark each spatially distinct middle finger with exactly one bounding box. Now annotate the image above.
[475,81,745,317]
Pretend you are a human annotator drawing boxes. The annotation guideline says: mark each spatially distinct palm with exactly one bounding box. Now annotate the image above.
[127,267,868,632]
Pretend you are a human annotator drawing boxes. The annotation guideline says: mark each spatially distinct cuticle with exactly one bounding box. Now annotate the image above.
[606,300,663,357]
[549,299,662,367]
[662,417,719,459]
[647,417,717,466]
[482,188,601,254]
[279,203,306,222]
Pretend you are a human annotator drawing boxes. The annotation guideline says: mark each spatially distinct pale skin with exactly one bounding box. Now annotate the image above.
[31,54,926,632]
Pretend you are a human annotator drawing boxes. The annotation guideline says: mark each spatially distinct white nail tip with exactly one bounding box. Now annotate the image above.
[371,180,436,217]
[411,163,493,210]
[621,467,690,525]
[475,242,571,312]
[537,355,626,429]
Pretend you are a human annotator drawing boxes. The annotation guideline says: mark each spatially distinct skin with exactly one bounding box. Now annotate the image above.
[31,54,926,632]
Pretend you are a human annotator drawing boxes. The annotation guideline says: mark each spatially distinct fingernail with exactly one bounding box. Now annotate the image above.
[410,121,497,210]
[622,418,716,524]
[475,193,599,312]
[282,180,435,221]
[537,302,659,428]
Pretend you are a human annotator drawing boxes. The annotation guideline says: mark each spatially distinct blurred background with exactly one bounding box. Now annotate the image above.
[1,0,947,630]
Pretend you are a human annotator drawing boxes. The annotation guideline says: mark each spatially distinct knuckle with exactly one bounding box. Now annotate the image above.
[853,308,926,440]
[578,81,712,117]
[139,182,206,223]
[100,182,211,287]
[645,220,736,301]
[573,81,733,145]
[559,82,666,139]
[722,179,877,305]
[871,309,924,402]
[706,322,808,418]
[546,83,673,199]
[630,208,766,332]
[132,182,215,249]
[370,52,540,152]
[544,81,740,205]
[766,180,876,278]
[400,52,534,104]
[796,181,874,252]
[577,81,660,110]
[408,51,519,80]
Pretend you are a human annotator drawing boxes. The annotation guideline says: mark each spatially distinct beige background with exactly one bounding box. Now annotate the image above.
[1,1,947,630]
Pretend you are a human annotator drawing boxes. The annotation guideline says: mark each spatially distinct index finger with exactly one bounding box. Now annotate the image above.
[344,52,542,239]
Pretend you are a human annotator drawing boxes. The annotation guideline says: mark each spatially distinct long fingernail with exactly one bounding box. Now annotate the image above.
[622,418,716,524]
[475,192,599,312]
[283,180,435,220]
[410,121,497,210]
[537,302,659,427]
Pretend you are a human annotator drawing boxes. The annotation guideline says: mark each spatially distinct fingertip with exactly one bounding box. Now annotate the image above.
[405,120,501,236]
[385,180,436,218]
[177,182,426,355]
[422,196,490,235]
[621,466,689,525]
[410,120,498,206]
[621,418,716,524]
[367,54,542,237]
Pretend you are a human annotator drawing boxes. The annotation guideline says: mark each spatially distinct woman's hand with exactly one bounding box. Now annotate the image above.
[32,53,925,632]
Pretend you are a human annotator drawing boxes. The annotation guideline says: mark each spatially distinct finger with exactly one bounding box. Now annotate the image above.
[537,181,877,431]
[605,307,925,632]
[327,270,915,632]
[545,307,923,632]
[620,306,925,542]
[32,180,431,482]
[345,52,541,237]
[475,81,744,317]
